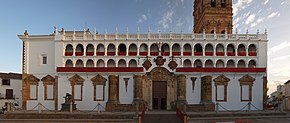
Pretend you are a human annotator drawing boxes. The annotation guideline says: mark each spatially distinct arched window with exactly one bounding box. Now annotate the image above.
[216,60,225,68]
[96,59,105,67]
[211,30,215,34]
[118,59,126,67]
[86,59,94,67]
[194,44,203,56]
[129,59,137,67]
[238,44,246,56]
[150,44,159,56]
[76,44,84,56]
[248,60,256,68]
[118,44,126,56]
[194,60,202,68]
[140,43,148,56]
[216,44,225,56]
[183,44,192,56]
[211,0,216,7]
[248,44,257,56]
[227,60,235,68]
[65,44,73,56]
[107,44,116,56]
[76,59,84,67]
[238,60,246,68]
[129,44,137,56]
[96,44,105,56]
[86,44,94,56]
[65,60,73,67]
[161,43,170,56]
[172,43,181,56]
[205,44,214,56]
[227,44,235,56]
[107,59,116,67]
[205,60,214,68]
[221,0,226,8]
[183,59,192,67]
[221,30,226,34]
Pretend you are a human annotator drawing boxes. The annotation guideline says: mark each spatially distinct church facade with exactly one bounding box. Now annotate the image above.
[18,0,268,112]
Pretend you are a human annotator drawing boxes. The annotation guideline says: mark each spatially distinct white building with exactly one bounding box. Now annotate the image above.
[18,0,268,112]
[0,72,22,110]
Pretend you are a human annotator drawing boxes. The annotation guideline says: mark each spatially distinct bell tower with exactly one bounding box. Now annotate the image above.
[193,0,233,34]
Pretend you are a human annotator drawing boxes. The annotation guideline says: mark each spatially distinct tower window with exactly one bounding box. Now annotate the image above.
[2,79,10,85]
[211,0,216,7]
[221,0,226,8]
[42,55,47,65]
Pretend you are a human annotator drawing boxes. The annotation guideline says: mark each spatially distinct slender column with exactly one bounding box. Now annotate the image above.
[177,75,187,101]
[201,76,213,103]
[108,75,119,103]
[133,75,143,101]
[176,75,187,112]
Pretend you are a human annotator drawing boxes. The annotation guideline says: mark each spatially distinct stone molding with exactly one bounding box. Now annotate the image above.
[213,74,230,102]
[91,74,107,86]
[239,74,255,101]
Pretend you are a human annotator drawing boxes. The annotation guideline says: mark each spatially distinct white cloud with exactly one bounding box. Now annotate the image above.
[245,14,256,24]
[269,41,290,55]
[233,0,254,16]
[264,0,269,5]
[267,12,279,19]
[137,14,148,24]
[272,55,290,61]
[158,9,174,29]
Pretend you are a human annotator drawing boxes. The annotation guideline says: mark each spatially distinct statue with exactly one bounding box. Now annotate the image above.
[63,93,74,104]
[61,93,76,111]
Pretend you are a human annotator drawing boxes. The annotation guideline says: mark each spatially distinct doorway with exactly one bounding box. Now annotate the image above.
[152,81,167,110]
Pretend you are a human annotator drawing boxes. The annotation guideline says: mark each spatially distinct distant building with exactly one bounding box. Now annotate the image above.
[18,0,268,112]
[0,72,22,109]
[284,80,290,110]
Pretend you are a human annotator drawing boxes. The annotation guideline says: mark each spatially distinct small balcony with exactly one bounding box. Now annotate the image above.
[194,52,202,56]
[238,52,246,56]
[172,52,181,56]
[139,52,148,56]
[86,52,94,56]
[161,52,170,56]
[96,52,105,56]
[227,52,235,56]
[183,52,192,56]
[75,52,84,56]
[248,52,257,56]
[129,52,137,56]
[118,52,126,56]
[107,52,115,56]
[65,52,73,56]
[150,52,158,56]
[205,52,213,56]
[216,52,224,56]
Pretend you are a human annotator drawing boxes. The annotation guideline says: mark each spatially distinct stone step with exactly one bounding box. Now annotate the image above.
[143,113,182,123]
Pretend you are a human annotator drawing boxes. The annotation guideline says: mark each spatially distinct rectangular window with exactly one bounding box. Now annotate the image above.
[241,85,250,101]
[42,55,47,64]
[74,85,82,101]
[96,85,104,101]
[2,79,10,85]
[47,85,54,100]
[30,85,37,100]
[6,89,13,99]
[216,85,225,101]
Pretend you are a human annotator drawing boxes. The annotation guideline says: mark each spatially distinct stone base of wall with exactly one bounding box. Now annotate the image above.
[106,103,134,112]
[187,103,215,112]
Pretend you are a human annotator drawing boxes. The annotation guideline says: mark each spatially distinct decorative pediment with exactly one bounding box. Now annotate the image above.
[239,74,255,86]
[24,74,40,85]
[69,74,85,85]
[91,74,107,85]
[147,67,173,81]
[41,75,55,84]
[214,75,230,82]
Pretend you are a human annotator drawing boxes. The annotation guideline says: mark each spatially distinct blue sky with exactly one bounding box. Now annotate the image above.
[0,0,290,94]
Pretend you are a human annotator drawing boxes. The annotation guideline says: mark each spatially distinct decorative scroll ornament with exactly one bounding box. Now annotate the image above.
[191,77,197,92]
[168,56,178,70]
[123,78,130,92]
[154,56,166,67]
[142,56,152,70]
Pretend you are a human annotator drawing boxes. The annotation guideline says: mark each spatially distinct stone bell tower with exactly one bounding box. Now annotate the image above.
[193,0,233,34]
